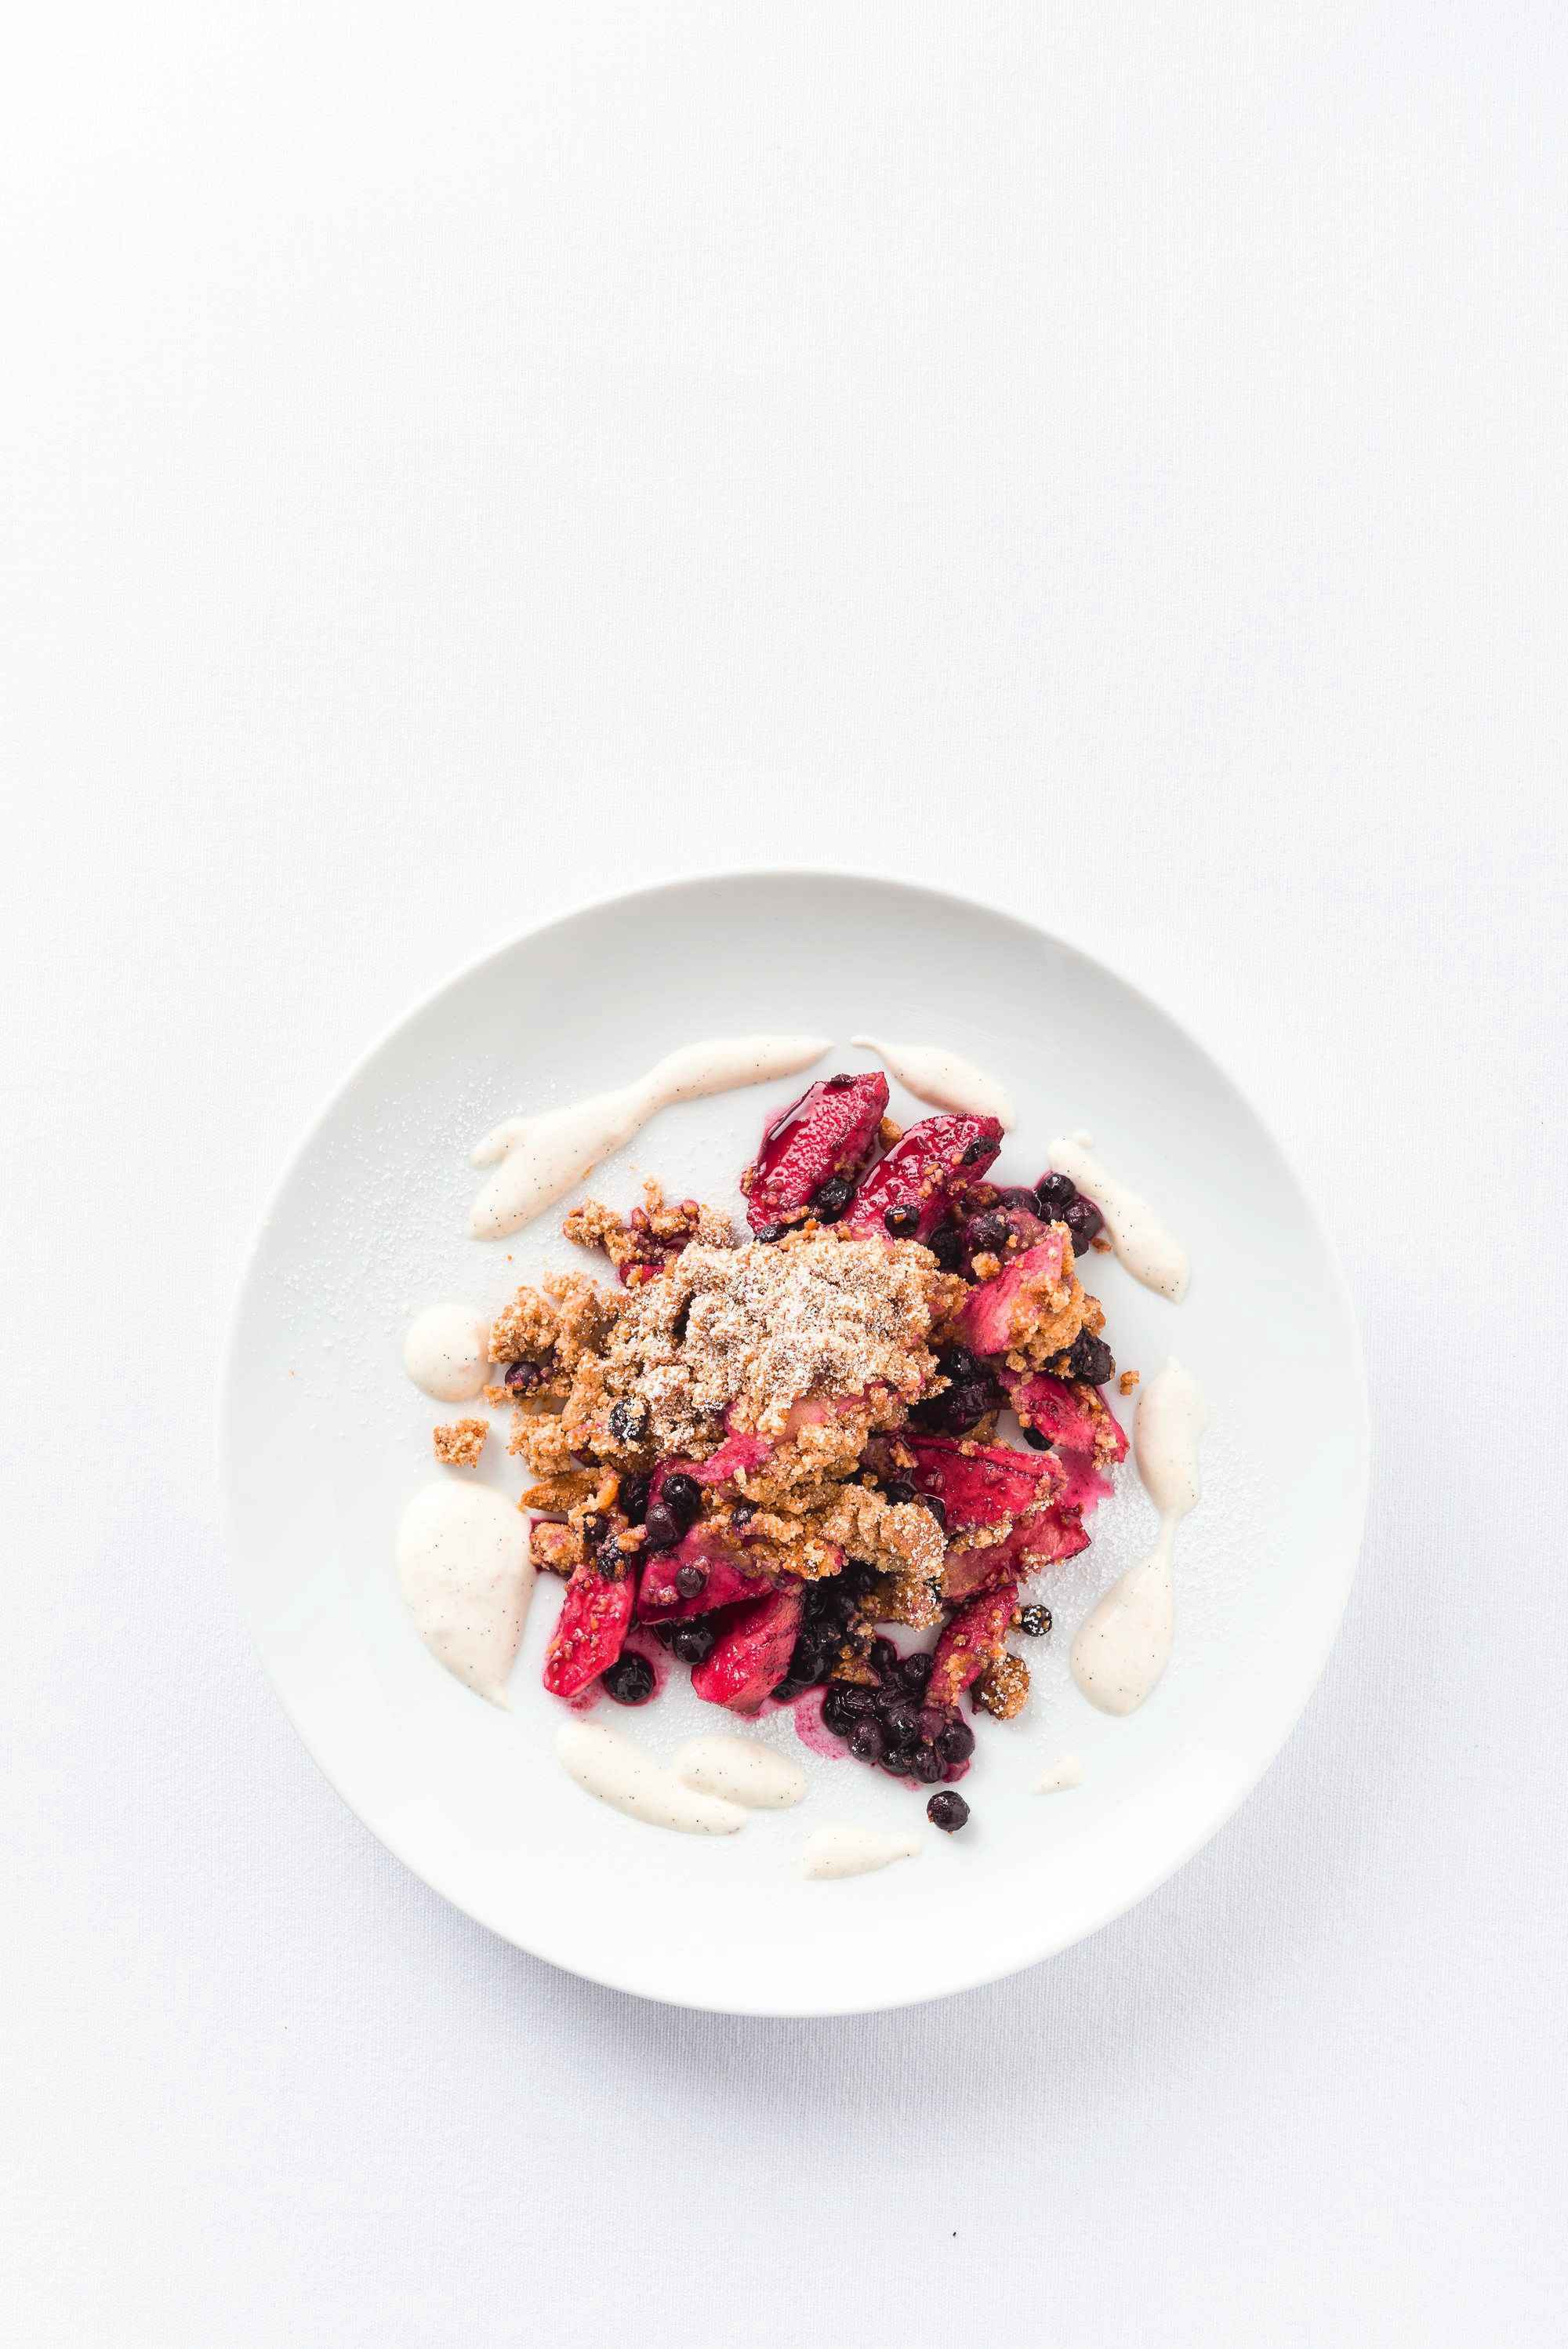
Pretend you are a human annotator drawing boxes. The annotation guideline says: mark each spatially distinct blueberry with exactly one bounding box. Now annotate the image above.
[1063,1196,1104,1254]
[910,1384,971,1435]
[673,1562,708,1599]
[883,1701,919,1746]
[811,1175,855,1221]
[840,1683,876,1717]
[1017,1603,1052,1637]
[651,1621,677,1650]
[880,1749,915,1777]
[1022,1427,1051,1451]
[619,1472,651,1523]
[912,1347,1004,1436]
[503,1359,543,1393]
[926,1228,965,1272]
[643,1499,681,1551]
[822,1686,857,1736]
[869,1637,901,1682]
[995,1185,1042,1214]
[596,1538,626,1581]
[826,1073,858,1090]
[1066,1328,1115,1387]
[917,1492,948,1532]
[811,1580,856,1630]
[661,1473,701,1528]
[731,1499,756,1527]
[935,1717,975,1763]
[602,1653,655,1705]
[967,1208,1011,1254]
[1035,1171,1076,1218]
[950,1380,996,1429]
[901,1650,934,1695]
[579,1511,609,1551]
[960,1137,993,1164]
[927,1789,971,1832]
[912,1744,946,1784]
[790,1636,826,1686]
[881,1479,916,1506]
[771,1677,808,1703]
[884,1203,921,1238]
[848,1718,886,1763]
[754,1222,786,1243]
[608,1397,649,1445]
[671,1621,717,1665]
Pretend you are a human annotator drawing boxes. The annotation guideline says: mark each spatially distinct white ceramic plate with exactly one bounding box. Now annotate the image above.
[222,873,1367,2015]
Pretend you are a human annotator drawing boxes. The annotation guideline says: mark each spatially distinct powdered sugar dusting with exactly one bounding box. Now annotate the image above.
[604,1232,935,1450]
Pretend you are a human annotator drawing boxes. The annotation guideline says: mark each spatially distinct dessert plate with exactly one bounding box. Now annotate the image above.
[221,873,1367,2015]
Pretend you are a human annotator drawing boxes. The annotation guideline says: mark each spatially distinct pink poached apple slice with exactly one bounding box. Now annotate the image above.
[903,1432,1064,1531]
[940,1504,1091,1601]
[543,1557,637,1698]
[742,1072,889,1233]
[689,1583,806,1712]
[949,1233,1072,1358]
[636,1528,779,1621]
[927,1581,1018,1708]
[1005,1370,1128,1472]
[841,1113,1002,1242]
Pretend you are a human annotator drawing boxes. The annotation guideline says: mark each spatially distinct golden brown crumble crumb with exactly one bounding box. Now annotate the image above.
[488,1287,562,1371]
[519,1468,602,1512]
[1118,1369,1140,1395]
[973,1652,1030,1719]
[926,1269,971,1325]
[488,1273,620,1392]
[432,1418,488,1467]
[546,1273,622,1370]
[509,1408,576,1475]
[564,1180,734,1285]
[528,1519,582,1577]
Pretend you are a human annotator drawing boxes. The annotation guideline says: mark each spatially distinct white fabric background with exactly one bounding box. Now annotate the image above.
[4,7,1565,2344]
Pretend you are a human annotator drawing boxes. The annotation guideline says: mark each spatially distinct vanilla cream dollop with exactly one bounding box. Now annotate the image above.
[800,1824,922,1879]
[851,1037,1014,1127]
[1045,1131,1189,1300]
[1070,1360,1207,1715]
[468,1034,830,1239]
[673,1735,808,1810]
[556,1719,747,1835]
[402,1302,490,1401]
[396,1483,533,1705]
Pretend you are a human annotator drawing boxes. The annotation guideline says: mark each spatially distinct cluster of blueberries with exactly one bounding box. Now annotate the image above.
[821,1641,975,1781]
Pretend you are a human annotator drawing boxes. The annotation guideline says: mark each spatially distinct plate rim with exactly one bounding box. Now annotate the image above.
[219,866,1370,2015]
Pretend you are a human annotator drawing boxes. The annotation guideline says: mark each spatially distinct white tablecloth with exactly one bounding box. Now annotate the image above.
[5,7,1565,2343]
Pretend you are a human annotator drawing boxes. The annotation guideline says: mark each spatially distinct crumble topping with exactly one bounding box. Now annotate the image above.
[432,1417,488,1466]
[974,1653,1030,1719]
[595,1229,940,1454]
[489,1272,619,1382]
[564,1179,735,1286]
